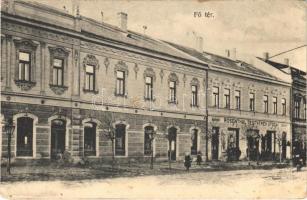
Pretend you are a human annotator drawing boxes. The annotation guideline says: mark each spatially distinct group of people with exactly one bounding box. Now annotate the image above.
[184,151,202,171]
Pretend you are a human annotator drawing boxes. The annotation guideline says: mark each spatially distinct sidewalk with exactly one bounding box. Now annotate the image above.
[0,160,291,182]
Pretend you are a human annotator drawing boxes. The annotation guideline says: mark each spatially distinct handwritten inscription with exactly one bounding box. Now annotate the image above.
[193,11,214,18]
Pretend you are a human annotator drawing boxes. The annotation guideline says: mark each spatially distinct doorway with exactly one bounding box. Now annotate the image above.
[51,119,66,159]
[211,127,219,160]
[168,127,177,161]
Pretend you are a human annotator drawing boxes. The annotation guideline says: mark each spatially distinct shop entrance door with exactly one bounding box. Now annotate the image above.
[51,119,66,159]
[211,127,219,160]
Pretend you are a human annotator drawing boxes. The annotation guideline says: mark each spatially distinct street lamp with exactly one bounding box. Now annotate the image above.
[5,118,15,175]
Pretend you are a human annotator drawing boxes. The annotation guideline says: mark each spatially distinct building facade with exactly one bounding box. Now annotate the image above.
[1,0,208,162]
[168,43,292,161]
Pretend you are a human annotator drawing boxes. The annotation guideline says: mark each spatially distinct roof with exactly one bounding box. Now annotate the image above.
[166,42,277,79]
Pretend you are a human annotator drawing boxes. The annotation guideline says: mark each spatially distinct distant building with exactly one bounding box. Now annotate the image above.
[260,55,306,164]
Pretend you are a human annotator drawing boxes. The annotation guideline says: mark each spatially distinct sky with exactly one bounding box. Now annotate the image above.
[34,0,306,71]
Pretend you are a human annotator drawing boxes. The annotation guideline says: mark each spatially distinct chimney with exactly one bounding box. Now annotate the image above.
[231,48,236,60]
[263,52,269,60]
[225,49,230,58]
[284,58,289,66]
[195,36,203,52]
[117,12,128,32]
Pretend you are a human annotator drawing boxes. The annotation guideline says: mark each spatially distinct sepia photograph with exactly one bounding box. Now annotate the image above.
[0,0,306,199]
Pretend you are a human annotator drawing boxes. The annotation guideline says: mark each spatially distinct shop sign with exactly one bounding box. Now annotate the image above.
[224,117,278,128]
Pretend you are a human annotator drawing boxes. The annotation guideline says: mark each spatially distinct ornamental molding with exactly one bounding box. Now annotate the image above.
[134,63,139,79]
[183,74,187,87]
[143,67,156,81]
[14,80,36,91]
[168,73,179,84]
[114,60,129,76]
[104,57,110,73]
[49,84,68,95]
[48,46,70,58]
[83,54,99,69]
[13,38,38,51]
[159,69,164,83]
[190,77,200,87]
[222,79,231,88]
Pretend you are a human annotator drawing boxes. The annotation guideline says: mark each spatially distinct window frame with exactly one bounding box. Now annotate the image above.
[85,64,96,91]
[249,93,255,111]
[145,76,153,100]
[281,98,286,116]
[116,70,126,96]
[212,86,219,108]
[169,80,177,103]
[191,85,198,107]
[52,58,64,86]
[272,96,277,114]
[224,88,230,109]
[263,95,269,113]
[234,90,241,110]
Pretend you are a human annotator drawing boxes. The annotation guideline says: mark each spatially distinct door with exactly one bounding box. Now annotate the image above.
[51,119,66,159]
[168,127,177,161]
[16,117,33,157]
[211,127,219,160]
[282,132,287,160]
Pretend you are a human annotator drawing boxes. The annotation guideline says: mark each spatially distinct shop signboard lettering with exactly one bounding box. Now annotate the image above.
[224,117,278,128]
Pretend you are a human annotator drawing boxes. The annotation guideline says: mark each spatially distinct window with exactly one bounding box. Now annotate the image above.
[191,129,198,155]
[304,100,307,120]
[116,71,125,95]
[115,124,126,156]
[144,126,154,156]
[263,95,268,113]
[191,85,198,107]
[85,65,95,91]
[294,99,300,119]
[273,97,277,114]
[16,117,33,157]
[52,58,64,86]
[169,81,176,103]
[281,98,286,115]
[224,88,230,109]
[145,76,153,100]
[212,87,219,108]
[249,93,255,111]
[18,52,31,81]
[84,122,96,156]
[235,90,241,110]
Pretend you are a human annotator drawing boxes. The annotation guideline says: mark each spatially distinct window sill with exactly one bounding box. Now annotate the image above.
[83,88,99,94]
[168,100,178,105]
[144,97,156,102]
[115,93,128,98]
[49,84,68,95]
[190,104,199,108]
[14,80,36,91]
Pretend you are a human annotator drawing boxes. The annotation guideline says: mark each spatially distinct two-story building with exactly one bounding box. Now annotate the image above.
[1,0,209,162]
[260,56,306,164]
[168,43,292,162]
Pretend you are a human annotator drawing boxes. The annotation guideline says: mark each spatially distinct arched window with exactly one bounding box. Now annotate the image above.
[144,126,154,156]
[84,122,97,156]
[115,124,126,156]
[191,129,198,155]
[16,117,33,157]
[51,119,66,159]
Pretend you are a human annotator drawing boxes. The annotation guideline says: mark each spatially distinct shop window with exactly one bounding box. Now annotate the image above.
[212,87,219,108]
[281,98,286,116]
[145,76,153,100]
[272,97,277,114]
[249,93,255,111]
[191,85,198,107]
[191,129,198,155]
[144,126,154,156]
[84,122,97,156]
[235,90,241,110]
[263,95,268,113]
[115,124,126,156]
[16,117,33,157]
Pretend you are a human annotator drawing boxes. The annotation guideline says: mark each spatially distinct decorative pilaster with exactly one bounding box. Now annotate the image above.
[5,35,12,91]
[40,41,46,95]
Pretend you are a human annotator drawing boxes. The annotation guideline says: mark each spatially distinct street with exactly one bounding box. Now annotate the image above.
[0,168,305,199]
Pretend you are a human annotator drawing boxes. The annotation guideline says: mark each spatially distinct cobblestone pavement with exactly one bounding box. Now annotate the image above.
[0,167,305,199]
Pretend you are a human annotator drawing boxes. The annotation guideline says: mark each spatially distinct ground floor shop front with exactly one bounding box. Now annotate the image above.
[1,102,206,163]
[207,116,291,162]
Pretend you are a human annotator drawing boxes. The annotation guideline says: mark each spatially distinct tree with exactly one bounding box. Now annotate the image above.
[101,112,116,171]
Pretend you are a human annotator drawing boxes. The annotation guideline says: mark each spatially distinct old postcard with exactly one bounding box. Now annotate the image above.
[0,0,306,199]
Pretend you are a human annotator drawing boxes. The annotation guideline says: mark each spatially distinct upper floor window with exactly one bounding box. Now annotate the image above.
[145,76,153,100]
[235,90,241,110]
[18,52,31,81]
[85,65,95,91]
[294,99,300,119]
[169,81,176,103]
[52,58,64,86]
[223,88,230,109]
[116,71,126,96]
[249,93,255,111]
[272,97,277,114]
[281,98,286,116]
[191,85,198,107]
[263,95,268,113]
[212,86,219,108]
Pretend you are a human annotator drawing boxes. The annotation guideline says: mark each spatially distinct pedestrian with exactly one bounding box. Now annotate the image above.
[184,152,192,171]
[196,151,202,165]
